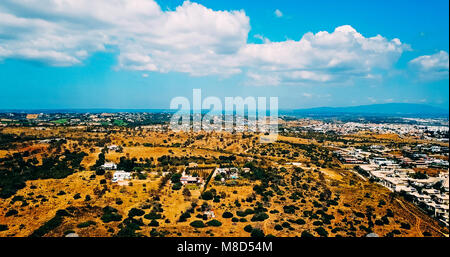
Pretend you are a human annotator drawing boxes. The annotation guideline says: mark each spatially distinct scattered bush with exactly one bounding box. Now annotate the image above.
[222,212,233,218]
[314,227,328,237]
[5,209,18,217]
[422,231,432,237]
[201,190,214,200]
[251,212,269,222]
[282,222,291,228]
[149,219,159,227]
[400,223,411,230]
[250,228,265,237]
[56,191,66,196]
[301,231,314,237]
[206,219,222,227]
[172,182,182,190]
[101,206,122,223]
[313,220,323,226]
[77,221,96,228]
[0,224,8,231]
[128,208,145,218]
[293,218,306,225]
[190,220,206,228]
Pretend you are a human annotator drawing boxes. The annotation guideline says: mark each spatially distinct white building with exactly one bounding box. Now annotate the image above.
[107,145,120,151]
[101,162,117,170]
[213,167,239,179]
[112,170,131,182]
[180,176,204,185]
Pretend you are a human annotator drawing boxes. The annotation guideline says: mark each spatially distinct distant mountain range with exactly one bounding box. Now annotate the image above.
[283,103,449,117]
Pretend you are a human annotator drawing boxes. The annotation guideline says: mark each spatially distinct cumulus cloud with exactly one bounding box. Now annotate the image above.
[0,0,250,75]
[240,25,408,85]
[0,1,409,85]
[274,9,283,18]
[409,51,449,81]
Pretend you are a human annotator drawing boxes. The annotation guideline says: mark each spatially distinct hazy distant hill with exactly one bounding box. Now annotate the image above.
[285,103,449,117]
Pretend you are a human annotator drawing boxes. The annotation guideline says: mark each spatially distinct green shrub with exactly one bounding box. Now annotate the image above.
[282,222,291,228]
[400,223,411,230]
[101,213,122,223]
[206,219,222,227]
[101,206,122,223]
[422,231,432,237]
[244,209,255,215]
[5,209,18,217]
[251,212,269,222]
[222,212,233,218]
[201,190,214,200]
[314,227,328,237]
[250,228,265,237]
[30,212,65,237]
[293,218,306,225]
[190,220,206,228]
[171,173,182,184]
[0,224,8,231]
[77,220,96,228]
[236,211,247,217]
[178,212,191,222]
[313,220,323,226]
[172,182,182,190]
[128,208,145,217]
[244,225,253,233]
[283,205,297,214]
[386,209,394,217]
[149,219,159,227]
[274,224,283,231]
[144,212,162,220]
[301,231,314,237]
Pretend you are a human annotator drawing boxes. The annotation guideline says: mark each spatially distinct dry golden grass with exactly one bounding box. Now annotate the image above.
[0,126,447,237]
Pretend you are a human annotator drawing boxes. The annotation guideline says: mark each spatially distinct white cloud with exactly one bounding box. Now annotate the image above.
[0,0,250,74]
[409,51,449,81]
[254,34,271,44]
[0,1,409,86]
[240,25,408,85]
[274,9,283,18]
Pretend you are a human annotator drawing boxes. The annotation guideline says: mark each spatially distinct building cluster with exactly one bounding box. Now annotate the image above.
[287,119,449,141]
[334,143,449,169]
[334,142,449,226]
[213,167,240,181]
[358,163,449,226]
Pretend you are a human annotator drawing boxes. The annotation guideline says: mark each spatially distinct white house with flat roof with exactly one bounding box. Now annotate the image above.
[112,170,131,183]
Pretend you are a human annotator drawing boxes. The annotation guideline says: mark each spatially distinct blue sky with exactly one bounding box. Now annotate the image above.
[0,0,448,110]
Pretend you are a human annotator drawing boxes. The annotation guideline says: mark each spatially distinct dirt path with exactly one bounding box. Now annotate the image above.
[395,199,448,237]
